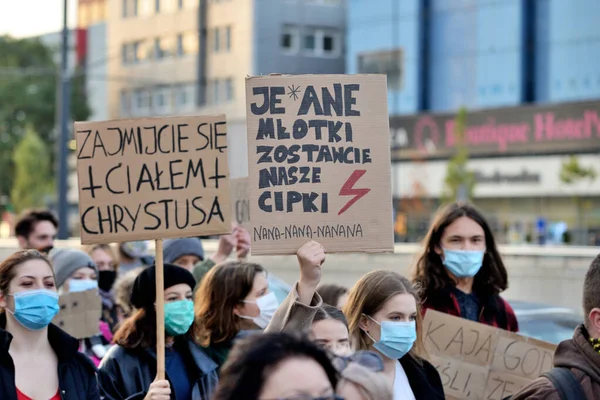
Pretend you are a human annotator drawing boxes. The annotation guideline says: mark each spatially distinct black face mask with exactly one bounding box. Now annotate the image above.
[98,270,117,292]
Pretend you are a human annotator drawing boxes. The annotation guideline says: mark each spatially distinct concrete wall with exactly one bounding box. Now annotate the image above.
[2,240,597,314]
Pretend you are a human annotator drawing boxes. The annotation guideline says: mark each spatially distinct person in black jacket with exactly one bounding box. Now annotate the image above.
[98,263,218,400]
[0,250,99,400]
[343,270,445,400]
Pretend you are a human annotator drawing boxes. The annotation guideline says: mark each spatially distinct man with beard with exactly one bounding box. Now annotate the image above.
[14,209,58,254]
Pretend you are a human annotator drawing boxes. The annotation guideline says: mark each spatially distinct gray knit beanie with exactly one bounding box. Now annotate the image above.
[49,248,98,289]
[163,238,205,264]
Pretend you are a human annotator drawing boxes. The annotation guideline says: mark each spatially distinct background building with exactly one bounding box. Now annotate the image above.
[347,0,600,245]
[106,0,345,178]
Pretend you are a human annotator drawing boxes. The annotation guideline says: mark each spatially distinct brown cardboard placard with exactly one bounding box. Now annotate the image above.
[230,177,249,228]
[75,115,232,244]
[429,355,488,399]
[423,310,557,400]
[52,290,102,339]
[245,74,394,255]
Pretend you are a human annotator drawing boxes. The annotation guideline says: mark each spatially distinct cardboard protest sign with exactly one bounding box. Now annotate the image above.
[245,74,394,255]
[424,310,557,400]
[53,289,102,339]
[230,177,249,228]
[75,115,232,244]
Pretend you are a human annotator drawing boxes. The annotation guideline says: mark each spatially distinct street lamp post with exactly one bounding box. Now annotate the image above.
[57,0,71,239]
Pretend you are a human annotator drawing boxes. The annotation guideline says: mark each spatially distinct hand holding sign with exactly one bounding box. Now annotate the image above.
[212,226,238,264]
[144,379,171,400]
[236,227,251,259]
[297,240,325,305]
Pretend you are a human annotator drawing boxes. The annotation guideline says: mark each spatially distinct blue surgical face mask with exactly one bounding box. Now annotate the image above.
[68,279,98,293]
[6,289,60,331]
[442,248,485,278]
[164,300,195,336]
[365,316,417,360]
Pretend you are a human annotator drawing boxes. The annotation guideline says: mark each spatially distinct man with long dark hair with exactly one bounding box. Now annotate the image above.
[412,202,518,331]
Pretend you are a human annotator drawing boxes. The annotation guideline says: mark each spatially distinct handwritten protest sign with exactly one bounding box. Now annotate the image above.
[245,74,394,255]
[230,177,249,228]
[53,290,102,339]
[424,310,556,400]
[75,115,232,244]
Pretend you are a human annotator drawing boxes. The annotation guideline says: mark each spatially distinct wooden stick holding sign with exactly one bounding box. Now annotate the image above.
[155,239,166,380]
[74,114,234,382]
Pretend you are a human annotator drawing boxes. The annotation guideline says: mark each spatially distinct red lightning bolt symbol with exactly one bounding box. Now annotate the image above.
[338,170,371,216]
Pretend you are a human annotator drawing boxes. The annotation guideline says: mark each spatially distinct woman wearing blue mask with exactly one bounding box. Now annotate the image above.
[344,270,445,400]
[412,202,518,332]
[98,263,219,400]
[50,248,113,367]
[0,250,100,400]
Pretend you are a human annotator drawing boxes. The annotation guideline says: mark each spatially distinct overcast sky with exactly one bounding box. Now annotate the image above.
[0,0,78,38]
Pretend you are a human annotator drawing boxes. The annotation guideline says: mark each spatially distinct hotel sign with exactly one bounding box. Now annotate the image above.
[391,100,600,161]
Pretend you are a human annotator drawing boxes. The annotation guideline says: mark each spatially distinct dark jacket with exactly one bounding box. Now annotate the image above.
[511,324,600,400]
[98,335,218,400]
[401,354,445,399]
[0,322,100,400]
[422,287,519,332]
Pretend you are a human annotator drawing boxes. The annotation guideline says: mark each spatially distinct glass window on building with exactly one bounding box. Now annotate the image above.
[155,0,160,12]
[212,79,221,104]
[120,90,131,116]
[225,78,234,101]
[132,41,142,63]
[132,88,151,116]
[302,28,340,57]
[133,0,139,16]
[177,31,198,56]
[225,26,231,51]
[138,39,152,62]
[357,49,403,90]
[281,25,298,53]
[121,43,130,64]
[185,83,196,107]
[303,32,316,51]
[160,0,177,12]
[154,37,175,60]
[153,86,172,114]
[178,0,184,9]
[122,0,129,18]
[322,32,336,54]
[213,28,221,52]
[140,0,153,16]
[174,84,188,107]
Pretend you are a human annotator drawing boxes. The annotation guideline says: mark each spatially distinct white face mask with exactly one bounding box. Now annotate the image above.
[239,292,279,329]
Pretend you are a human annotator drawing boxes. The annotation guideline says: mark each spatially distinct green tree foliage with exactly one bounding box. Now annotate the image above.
[0,35,90,208]
[442,108,476,203]
[11,126,53,214]
[560,155,597,184]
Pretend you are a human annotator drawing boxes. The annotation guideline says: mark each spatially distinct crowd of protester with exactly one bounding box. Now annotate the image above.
[0,203,599,399]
